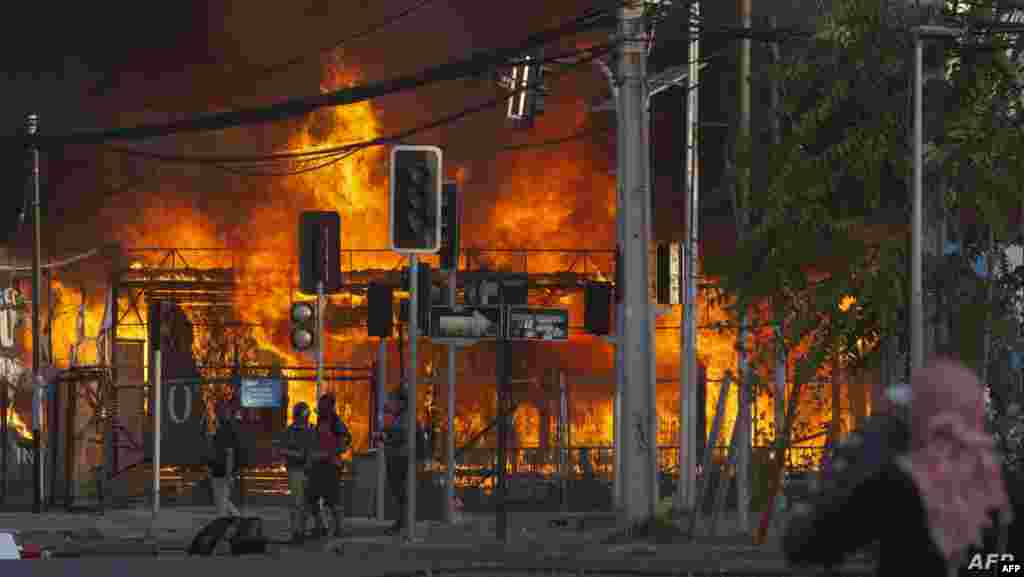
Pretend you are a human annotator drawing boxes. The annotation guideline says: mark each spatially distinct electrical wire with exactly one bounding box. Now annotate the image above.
[19,8,616,148]
[109,42,620,177]
[107,42,618,166]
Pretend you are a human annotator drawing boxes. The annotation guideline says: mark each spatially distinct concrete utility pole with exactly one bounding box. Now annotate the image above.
[735,0,753,535]
[28,113,43,515]
[619,1,657,525]
[911,0,962,379]
[677,0,701,513]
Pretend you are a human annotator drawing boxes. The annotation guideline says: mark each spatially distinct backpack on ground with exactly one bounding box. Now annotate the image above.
[188,516,266,556]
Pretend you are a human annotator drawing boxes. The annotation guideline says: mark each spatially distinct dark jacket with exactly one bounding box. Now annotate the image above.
[210,417,240,478]
[784,460,948,576]
[274,423,315,470]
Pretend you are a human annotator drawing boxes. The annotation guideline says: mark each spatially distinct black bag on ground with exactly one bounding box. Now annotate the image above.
[188,516,266,556]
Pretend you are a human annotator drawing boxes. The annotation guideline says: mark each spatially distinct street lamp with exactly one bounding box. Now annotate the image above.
[911,24,962,379]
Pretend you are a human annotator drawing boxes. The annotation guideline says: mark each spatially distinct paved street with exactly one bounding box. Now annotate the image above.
[0,505,873,576]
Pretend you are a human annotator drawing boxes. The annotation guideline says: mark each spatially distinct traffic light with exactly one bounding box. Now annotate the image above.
[389,145,443,253]
[440,181,459,272]
[505,48,547,128]
[290,301,317,351]
[584,282,612,336]
[367,282,393,338]
[417,264,433,331]
[298,211,342,295]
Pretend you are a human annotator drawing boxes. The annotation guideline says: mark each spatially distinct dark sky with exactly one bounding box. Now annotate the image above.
[0,1,832,258]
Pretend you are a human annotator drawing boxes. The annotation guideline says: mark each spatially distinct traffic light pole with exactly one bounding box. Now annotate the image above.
[496,290,508,542]
[376,338,387,521]
[405,255,419,541]
[446,269,457,524]
[316,280,325,401]
[28,114,43,515]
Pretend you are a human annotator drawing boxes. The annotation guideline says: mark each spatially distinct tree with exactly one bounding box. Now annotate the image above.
[701,0,1024,537]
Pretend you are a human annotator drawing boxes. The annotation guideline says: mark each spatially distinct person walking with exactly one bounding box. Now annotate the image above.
[784,358,1013,576]
[210,399,241,518]
[307,393,352,538]
[274,401,315,544]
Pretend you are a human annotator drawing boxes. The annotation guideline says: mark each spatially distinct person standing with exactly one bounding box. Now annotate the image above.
[210,399,241,518]
[274,401,315,544]
[784,358,1013,576]
[308,393,352,538]
[374,390,410,535]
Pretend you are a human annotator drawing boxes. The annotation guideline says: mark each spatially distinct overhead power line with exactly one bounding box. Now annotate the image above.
[106,42,618,179]
[21,8,616,148]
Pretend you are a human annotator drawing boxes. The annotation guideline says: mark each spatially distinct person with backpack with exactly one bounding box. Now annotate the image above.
[210,399,241,518]
[307,393,352,538]
[274,401,316,544]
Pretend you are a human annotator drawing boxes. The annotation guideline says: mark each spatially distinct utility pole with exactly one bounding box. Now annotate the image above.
[769,15,787,525]
[619,1,656,526]
[735,0,753,535]
[597,56,625,512]
[28,113,43,515]
[677,0,701,514]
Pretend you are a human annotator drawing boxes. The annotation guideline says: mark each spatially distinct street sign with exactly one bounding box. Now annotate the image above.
[240,377,284,409]
[431,306,502,341]
[506,307,569,341]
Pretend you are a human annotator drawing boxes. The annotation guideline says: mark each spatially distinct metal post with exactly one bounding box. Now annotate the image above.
[405,254,418,541]
[1,372,7,504]
[911,32,924,378]
[735,0,752,535]
[317,280,325,401]
[376,338,387,521]
[559,370,568,514]
[678,0,701,514]
[152,349,162,518]
[619,1,656,526]
[496,288,508,542]
[446,269,457,524]
[28,114,43,514]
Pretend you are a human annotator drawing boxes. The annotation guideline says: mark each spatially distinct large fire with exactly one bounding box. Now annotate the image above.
[23,58,860,476]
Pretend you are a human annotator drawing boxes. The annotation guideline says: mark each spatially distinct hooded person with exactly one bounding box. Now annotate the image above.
[784,358,1013,576]
[307,393,352,538]
[210,398,241,518]
[273,401,315,543]
[375,389,411,535]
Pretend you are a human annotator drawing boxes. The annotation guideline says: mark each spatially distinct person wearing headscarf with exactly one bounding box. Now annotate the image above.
[210,399,241,518]
[784,358,1013,576]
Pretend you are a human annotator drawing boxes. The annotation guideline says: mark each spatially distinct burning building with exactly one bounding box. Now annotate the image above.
[0,21,875,498]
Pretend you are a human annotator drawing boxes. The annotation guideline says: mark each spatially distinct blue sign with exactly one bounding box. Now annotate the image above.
[240,378,284,408]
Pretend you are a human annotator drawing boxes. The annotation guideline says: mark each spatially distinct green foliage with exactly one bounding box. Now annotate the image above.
[709,0,1024,406]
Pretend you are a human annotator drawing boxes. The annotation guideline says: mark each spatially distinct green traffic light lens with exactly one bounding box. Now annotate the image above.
[291,302,315,323]
[291,328,314,350]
